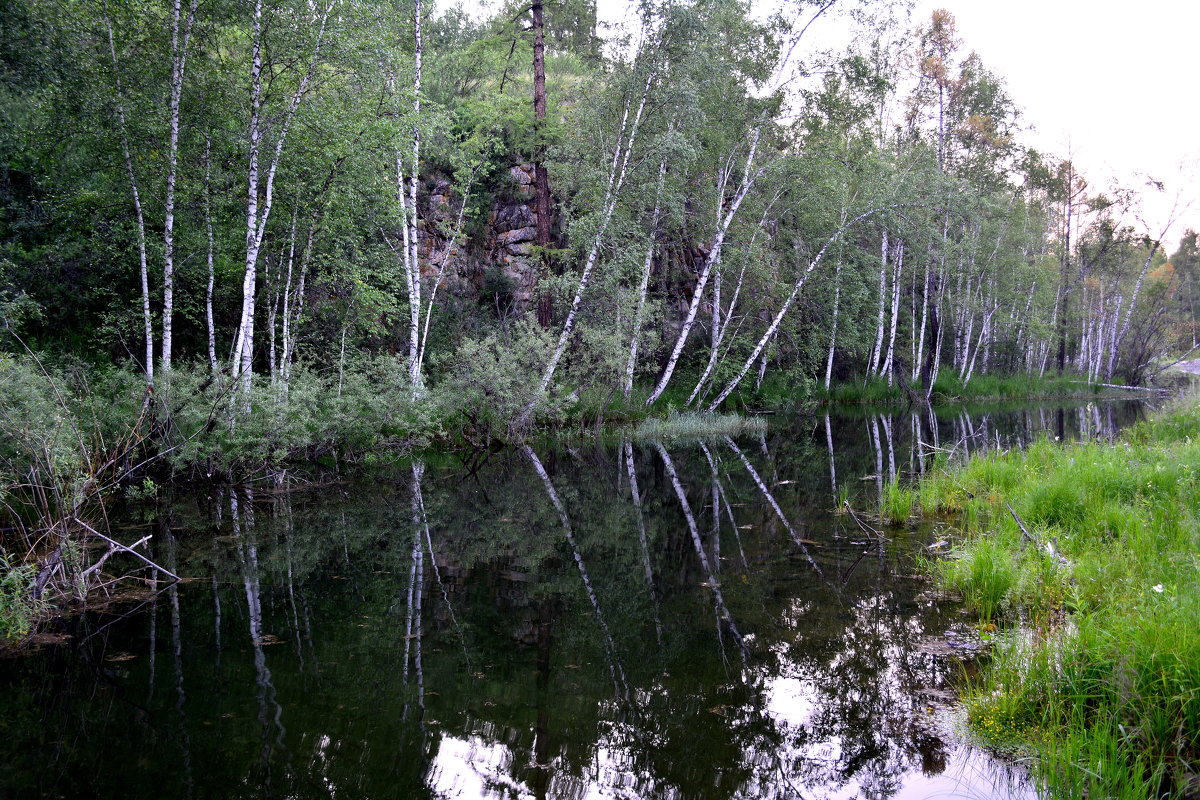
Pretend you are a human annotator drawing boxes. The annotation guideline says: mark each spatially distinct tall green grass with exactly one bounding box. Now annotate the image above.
[819,371,1105,407]
[881,476,916,524]
[916,403,1200,797]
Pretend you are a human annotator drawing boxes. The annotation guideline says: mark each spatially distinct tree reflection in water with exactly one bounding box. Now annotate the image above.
[0,402,1154,799]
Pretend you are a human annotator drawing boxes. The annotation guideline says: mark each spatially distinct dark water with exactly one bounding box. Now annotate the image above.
[0,401,1154,800]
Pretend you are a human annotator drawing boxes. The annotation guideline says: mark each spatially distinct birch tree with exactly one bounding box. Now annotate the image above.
[102,8,153,393]
[160,0,200,374]
[231,0,338,404]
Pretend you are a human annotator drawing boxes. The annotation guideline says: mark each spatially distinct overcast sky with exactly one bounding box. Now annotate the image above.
[910,0,1198,249]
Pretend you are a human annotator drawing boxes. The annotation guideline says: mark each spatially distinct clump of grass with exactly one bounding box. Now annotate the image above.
[880,477,916,524]
[914,401,1200,796]
[631,411,767,441]
[938,536,1018,622]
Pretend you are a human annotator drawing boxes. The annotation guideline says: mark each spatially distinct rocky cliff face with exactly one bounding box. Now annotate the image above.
[416,163,545,316]
[414,162,707,330]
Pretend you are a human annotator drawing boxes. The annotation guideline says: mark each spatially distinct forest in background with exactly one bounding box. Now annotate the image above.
[1,0,1198,469]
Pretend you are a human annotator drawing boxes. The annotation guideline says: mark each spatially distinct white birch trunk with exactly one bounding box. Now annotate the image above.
[963,301,997,384]
[406,0,423,394]
[687,193,780,406]
[532,51,659,403]
[913,254,931,381]
[233,0,337,404]
[868,229,888,376]
[824,256,842,390]
[1108,243,1160,380]
[104,14,153,391]
[882,239,903,384]
[623,152,668,400]
[707,206,895,410]
[203,134,218,372]
[644,128,763,407]
[161,0,199,374]
[417,170,475,377]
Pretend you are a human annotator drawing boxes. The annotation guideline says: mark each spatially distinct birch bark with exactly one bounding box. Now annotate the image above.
[622,153,669,400]
[203,134,217,372]
[882,239,903,384]
[868,230,888,376]
[161,0,200,373]
[103,12,153,391]
[707,206,897,410]
[645,128,764,406]
[531,45,659,403]
[232,0,337,405]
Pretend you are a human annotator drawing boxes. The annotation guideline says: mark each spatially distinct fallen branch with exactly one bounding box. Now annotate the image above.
[1064,380,1170,394]
[843,500,886,541]
[1005,502,1038,549]
[73,518,179,582]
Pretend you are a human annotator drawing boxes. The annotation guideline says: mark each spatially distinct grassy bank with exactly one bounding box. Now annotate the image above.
[904,402,1200,798]
[822,371,1109,406]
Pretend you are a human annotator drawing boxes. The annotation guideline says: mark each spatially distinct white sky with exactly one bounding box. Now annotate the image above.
[910,0,1199,251]
[461,0,1199,250]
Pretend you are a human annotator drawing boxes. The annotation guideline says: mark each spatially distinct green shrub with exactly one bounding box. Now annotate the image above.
[0,554,40,641]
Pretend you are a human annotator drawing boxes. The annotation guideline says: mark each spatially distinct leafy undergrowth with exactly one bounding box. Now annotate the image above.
[913,402,1200,798]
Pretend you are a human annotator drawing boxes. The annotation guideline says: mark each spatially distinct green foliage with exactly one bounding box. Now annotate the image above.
[880,476,915,524]
[0,553,40,641]
[162,359,442,474]
[822,372,1105,407]
[938,535,1017,622]
[437,319,566,440]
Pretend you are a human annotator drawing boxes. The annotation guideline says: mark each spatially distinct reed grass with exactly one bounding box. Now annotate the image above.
[916,402,1200,797]
[880,477,916,524]
[630,411,767,441]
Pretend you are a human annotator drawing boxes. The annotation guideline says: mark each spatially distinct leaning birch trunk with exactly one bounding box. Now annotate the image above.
[963,301,998,385]
[868,229,888,376]
[824,256,842,390]
[417,169,477,376]
[1107,242,1159,380]
[913,254,931,381]
[232,0,336,406]
[645,128,763,407]
[104,14,153,392]
[161,0,200,374]
[707,207,894,410]
[824,176,851,391]
[622,153,668,400]
[688,192,780,407]
[882,239,904,385]
[530,53,658,404]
